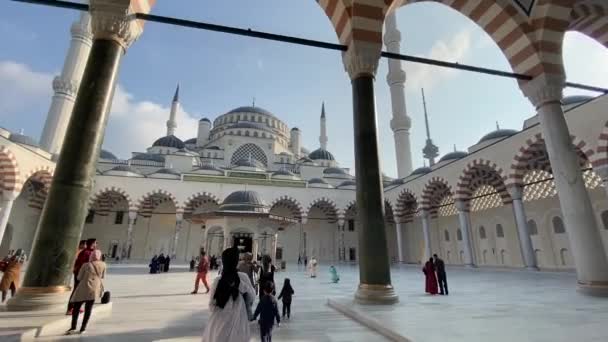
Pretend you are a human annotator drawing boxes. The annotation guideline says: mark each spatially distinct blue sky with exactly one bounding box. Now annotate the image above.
[1,1,607,177]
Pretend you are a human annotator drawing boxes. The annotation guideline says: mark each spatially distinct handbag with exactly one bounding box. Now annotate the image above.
[101,291,111,304]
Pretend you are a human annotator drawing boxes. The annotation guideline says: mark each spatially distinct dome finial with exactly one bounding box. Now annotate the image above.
[496,121,500,130]
[252,97,256,107]
[453,144,457,152]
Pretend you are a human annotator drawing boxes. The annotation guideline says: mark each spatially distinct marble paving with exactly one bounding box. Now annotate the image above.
[6,263,608,341]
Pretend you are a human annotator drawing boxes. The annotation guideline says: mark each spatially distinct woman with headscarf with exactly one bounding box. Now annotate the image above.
[202,247,255,342]
[0,249,26,303]
[422,257,438,295]
[66,249,106,335]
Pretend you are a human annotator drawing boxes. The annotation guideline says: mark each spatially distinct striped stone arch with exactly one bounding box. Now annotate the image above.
[384,200,396,224]
[89,187,134,216]
[183,192,220,216]
[269,196,304,222]
[0,146,20,197]
[306,197,339,223]
[136,189,179,218]
[422,177,453,217]
[395,188,418,223]
[456,159,510,207]
[569,1,608,48]
[387,0,546,78]
[22,167,54,210]
[508,133,594,187]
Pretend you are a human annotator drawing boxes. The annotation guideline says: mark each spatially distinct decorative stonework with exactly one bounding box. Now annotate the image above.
[90,0,143,50]
[342,43,382,79]
[52,77,79,98]
[70,14,93,43]
[520,75,565,109]
[389,115,411,131]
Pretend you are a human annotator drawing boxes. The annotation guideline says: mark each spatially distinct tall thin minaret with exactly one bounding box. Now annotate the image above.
[320,102,328,150]
[384,12,413,178]
[421,89,439,166]
[39,11,93,155]
[166,84,179,136]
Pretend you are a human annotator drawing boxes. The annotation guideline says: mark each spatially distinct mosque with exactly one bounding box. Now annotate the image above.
[1,6,608,277]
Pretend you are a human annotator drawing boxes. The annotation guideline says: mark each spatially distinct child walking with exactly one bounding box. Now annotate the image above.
[252,281,280,342]
[277,278,294,319]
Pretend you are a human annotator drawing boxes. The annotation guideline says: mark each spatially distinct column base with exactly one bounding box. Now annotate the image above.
[465,264,477,268]
[577,281,608,297]
[354,284,399,305]
[525,266,540,271]
[6,286,71,312]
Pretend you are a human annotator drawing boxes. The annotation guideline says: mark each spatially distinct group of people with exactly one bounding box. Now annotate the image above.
[66,238,108,335]
[422,254,449,295]
[202,247,296,342]
[149,253,171,274]
[0,249,27,303]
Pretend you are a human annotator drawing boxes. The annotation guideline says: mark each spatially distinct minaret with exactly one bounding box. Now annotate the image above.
[421,89,439,166]
[384,12,413,177]
[39,11,93,156]
[319,102,328,150]
[166,84,179,136]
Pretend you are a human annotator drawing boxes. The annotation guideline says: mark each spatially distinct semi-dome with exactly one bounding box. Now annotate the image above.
[323,167,347,175]
[410,166,432,176]
[233,158,265,170]
[219,190,268,212]
[308,178,327,184]
[184,138,197,145]
[131,153,165,163]
[227,106,276,117]
[99,149,118,160]
[153,168,181,176]
[438,151,468,163]
[389,178,404,186]
[562,95,593,106]
[309,148,335,161]
[199,117,211,122]
[337,180,356,188]
[206,146,221,150]
[105,165,143,176]
[478,129,518,144]
[152,135,185,149]
[9,133,39,147]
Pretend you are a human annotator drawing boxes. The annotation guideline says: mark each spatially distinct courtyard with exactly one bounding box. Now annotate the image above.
[1,263,602,341]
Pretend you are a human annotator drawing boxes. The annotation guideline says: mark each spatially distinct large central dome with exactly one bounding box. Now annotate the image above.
[227,106,276,118]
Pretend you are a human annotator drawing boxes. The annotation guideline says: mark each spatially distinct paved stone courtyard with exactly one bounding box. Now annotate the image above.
[11,263,608,341]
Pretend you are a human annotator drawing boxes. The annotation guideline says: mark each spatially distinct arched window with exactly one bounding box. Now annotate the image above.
[527,220,538,236]
[444,230,450,242]
[253,132,258,138]
[479,226,486,239]
[496,224,504,238]
[237,131,242,136]
[601,211,608,230]
[262,133,266,139]
[552,217,566,234]
[237,115,241,121]
[245,131,250,137]
[457,229,463,241]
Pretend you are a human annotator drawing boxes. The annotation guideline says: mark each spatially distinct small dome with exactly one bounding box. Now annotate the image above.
[152,135,185,149]
[233,158,265,170]
[308,178,327,184]
[199,117,211,123]
[100,149,117,160]
[562,95,593,106]
[154,168,181,176]
[298,156,314,164]
[227,106,276,118]
[131,153,165,163]
[337,180,356,188]
[309,148,335,161]
[323,167,347,175]
[220,190,267,212]
[410,166,432,176]
[184,138,197,145]
[389,178,404,186]
[439,151,469,163]
[206,146,221,150]
[107,165,142,175]
[9,133,39,147]
[291,127,300,131]
[478,129,518,143]
[272,169,295,177]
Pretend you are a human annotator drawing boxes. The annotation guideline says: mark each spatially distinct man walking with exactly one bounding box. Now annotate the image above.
[433,254,448,295]
[191,251,210,294]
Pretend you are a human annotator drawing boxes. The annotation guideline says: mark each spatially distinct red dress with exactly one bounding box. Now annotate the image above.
[423,261,438,295]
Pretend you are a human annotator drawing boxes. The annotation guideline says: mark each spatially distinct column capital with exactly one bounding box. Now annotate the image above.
[128,210,137,220]
[420,209,430,219]
[175,212,184,222]
[71,13,93,43]
[454,199,469,212]
[520,74,565,109]
[342,43,382,80]
[89,0,145,50]
[506,185,524,201]
[1,191,18,201]
[52,77,79,98]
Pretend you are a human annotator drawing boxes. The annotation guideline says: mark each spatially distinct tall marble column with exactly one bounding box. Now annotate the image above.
[522,75,608,296]
[252,232,259,259]
[343,46,398,304]
[223,227,231,250]
[8,0,150,311]
[384,12,413,177]
[394,221,405,263]
[171,212,183,259]
[420,211,432,262]
[123,210,137,259]
[455,200,475,267]
[40,12,93,156]
[271,233,278,262]
[0,195,17,246]
[507,186,538,270]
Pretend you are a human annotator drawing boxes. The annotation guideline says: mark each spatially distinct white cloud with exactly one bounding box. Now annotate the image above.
[0,60,199,159]
[563,32,608,96]
[404,28,473,92]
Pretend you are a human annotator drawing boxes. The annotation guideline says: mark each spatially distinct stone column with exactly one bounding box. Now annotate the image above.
[455,200,475,267]
[394,221,405,263]
[384,12,413,177]
[252,232,259,259]
[223,227,231,250]
[171,212,183,259]
[344,46,398,304]
[420,211,432,262]
[8,0,149,311]
[522,75,608,296]
[507,186,538,270]
[123,210,137,259]
[0,194,17,246]
[271,233,278,261]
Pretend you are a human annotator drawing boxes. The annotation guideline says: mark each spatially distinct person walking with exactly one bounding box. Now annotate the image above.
[433,254,448,295]
[422,257,438,295]
[192,251,210,294]
[329,265,340,283]
[201,247,255,342]
[0,249,26,303]
[277,278,294,320]
[308,256,318,278]
[258,255,276,300]
[67,239,96,314]
[237,252,257,292]
[149,255,159,274]
[252,281,281,342]
[66,249,106,335]
[164,255,171,272]
[189,257,196,272]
